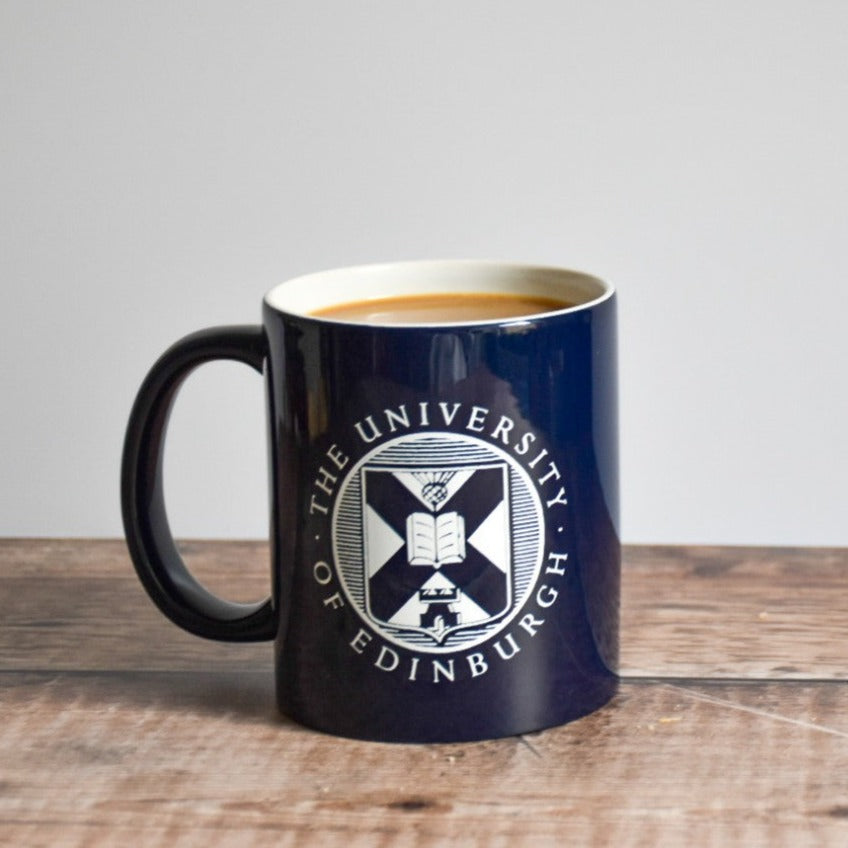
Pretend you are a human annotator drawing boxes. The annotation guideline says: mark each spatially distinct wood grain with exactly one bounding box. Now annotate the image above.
[1,540,845,678]
[2,672,847,846]
[2,539,847,846]
[620,545,848,679]
[0,539,269,672]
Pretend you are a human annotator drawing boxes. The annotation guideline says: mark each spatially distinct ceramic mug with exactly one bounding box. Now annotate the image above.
[121,260,619,742]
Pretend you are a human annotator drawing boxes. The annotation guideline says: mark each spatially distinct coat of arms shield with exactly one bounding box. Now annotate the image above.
[361,461,513,645]
[331,432,546,655]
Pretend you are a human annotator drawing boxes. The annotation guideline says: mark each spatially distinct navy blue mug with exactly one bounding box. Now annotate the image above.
[122,260,619,742]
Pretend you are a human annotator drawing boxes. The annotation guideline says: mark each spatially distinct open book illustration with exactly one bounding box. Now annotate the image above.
[406,511,466,568]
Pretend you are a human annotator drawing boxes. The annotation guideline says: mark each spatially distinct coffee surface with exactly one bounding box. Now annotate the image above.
[311,292,573,324]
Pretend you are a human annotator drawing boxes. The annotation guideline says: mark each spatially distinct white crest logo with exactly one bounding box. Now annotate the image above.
[332,432,545,654]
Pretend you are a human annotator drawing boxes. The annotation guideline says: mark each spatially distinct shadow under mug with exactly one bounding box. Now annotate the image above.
[121,260,620,743]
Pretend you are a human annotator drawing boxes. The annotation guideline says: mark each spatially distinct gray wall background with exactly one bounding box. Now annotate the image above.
[2,1,846,544]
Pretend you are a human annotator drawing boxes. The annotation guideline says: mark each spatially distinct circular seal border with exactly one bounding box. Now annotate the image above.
[331,431,547,655]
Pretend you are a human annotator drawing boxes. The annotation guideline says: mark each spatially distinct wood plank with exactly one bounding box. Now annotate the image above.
[1,540,845,679]
[0,539,270,672]
[620,545,848,679]
[2,672,847,846]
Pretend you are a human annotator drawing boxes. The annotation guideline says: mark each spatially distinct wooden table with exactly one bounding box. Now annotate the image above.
[1,540,846,846]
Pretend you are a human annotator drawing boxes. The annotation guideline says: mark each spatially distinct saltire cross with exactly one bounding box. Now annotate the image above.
[362,463,512,644]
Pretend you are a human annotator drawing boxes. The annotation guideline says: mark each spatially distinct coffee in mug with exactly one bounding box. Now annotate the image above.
[311,291,574,324]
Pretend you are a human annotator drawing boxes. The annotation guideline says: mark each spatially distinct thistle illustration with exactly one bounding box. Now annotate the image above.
[412,470,456,511]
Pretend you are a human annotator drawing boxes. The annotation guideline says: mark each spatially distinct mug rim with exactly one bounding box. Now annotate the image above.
[263,259,614,328]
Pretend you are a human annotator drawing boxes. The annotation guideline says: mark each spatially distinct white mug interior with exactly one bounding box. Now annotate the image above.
[264,260,613,327]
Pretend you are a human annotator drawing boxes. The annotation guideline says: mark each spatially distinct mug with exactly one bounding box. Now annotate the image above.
[121,260,619,743]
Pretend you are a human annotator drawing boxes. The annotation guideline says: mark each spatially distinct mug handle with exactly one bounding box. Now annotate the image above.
[121,326,277,642]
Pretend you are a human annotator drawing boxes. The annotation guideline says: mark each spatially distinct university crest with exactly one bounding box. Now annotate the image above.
[362,462,512,645]
[332,432,545,654]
